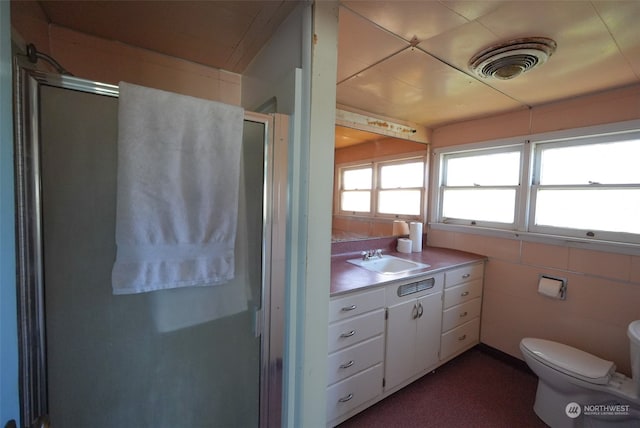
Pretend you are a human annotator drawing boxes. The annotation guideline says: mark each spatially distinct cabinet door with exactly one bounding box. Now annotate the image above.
[415,292,443,373]
[384,299,417,391]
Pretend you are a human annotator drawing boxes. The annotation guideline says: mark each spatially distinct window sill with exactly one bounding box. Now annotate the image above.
[429,222,640,256]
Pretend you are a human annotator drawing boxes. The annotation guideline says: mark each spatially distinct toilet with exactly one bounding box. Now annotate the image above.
[520,320,640,428]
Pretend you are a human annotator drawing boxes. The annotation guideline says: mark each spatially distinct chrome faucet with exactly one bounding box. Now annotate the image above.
[361,249,383,260]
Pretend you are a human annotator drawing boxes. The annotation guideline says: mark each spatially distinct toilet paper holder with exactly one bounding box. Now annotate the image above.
[538,274,567,300]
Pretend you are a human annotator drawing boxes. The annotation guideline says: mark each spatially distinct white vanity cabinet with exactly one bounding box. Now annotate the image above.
[327,253,486,427]
[326,287,386,425]
[384,274,444,393]
[440,262,484,362]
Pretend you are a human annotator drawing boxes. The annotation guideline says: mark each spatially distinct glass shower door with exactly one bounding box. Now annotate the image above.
[15,69,276,428]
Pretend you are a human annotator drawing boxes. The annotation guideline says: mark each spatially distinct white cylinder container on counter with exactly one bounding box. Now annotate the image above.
[397,238,412,253]
[409,222,423,252]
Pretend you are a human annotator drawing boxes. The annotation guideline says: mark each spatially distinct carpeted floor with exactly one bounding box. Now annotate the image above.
[337,346,548,428]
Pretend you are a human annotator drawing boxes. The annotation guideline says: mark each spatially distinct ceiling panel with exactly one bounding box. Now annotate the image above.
[594,0,640,77]
[440,0,507,21]
[342,0,469,43]
[337,7,409,82]
[38,0,296,73]
[337,48,523,126]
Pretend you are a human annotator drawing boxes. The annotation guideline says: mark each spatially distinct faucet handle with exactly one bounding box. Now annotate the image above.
[375,249,383,258]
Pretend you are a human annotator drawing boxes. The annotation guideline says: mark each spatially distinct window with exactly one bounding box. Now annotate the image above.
[378,160,424,216]
[337,156,426,219]
[341,166,372,213]
[530,133,640,241]
[439,146,523,227]
[433,120,640,246]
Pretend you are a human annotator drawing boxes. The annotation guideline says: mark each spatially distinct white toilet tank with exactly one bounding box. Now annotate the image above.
[628,320,640,396]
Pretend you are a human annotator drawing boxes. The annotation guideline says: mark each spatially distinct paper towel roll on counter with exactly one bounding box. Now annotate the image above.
[397,238,412,253]
[538,276,566,300]
[409,222,423,252]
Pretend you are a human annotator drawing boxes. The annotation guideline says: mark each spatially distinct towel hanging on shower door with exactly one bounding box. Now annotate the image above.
[112,82,244,295]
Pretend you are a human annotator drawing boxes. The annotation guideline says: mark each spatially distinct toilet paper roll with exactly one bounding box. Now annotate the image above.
[397,238,412,253]
[538,277,564,299]
[409,222,423,252]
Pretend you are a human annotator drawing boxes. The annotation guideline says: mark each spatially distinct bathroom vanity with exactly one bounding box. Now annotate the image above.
[327,246,485,426]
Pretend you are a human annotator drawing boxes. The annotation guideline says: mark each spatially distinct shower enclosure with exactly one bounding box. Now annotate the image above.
[14,65,286,427]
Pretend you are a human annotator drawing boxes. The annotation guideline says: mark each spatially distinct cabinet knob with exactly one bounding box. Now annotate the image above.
[461,291,469,297]
[462,273,471,279]
[340,330,356,338]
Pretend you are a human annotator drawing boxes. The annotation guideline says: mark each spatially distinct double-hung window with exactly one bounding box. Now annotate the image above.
[438,146,523,228]
[530,131,640,242]
[340,165,373,213]
[377,159,424,216]
[337,156,426,219]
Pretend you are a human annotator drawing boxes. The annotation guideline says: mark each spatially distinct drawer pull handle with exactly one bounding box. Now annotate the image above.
[339,360,354,369]
[462,273,471,279]
[341,305,357,312]
[461,291,470,297]
[340,330,356,338]
[460,311,468,318]
[338,393,354,403]
[458,334,467,341]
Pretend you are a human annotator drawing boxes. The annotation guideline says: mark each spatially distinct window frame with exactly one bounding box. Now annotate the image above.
[436,143,527,230]
[338,163,374,214]
[528,129,640,244]
[431,119,640,251]
[335,153,428,221]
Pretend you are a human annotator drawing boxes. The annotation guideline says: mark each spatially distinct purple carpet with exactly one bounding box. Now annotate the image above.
[338,347,548,428]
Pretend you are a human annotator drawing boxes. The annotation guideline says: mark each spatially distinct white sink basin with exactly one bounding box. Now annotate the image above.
[347,255,430,275]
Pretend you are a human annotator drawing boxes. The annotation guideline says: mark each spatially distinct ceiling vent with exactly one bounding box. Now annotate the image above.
[469,37,557,80]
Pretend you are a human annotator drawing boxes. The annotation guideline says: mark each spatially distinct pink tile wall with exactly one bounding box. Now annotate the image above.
[429,84,640,375]
[11,11,242,105]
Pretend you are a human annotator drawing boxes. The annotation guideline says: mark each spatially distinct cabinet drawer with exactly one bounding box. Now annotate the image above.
[440,318,480,361]
[443,279,482,309]
[327,335,384,386]
[329,288,385,323]
[442,298,482,332]
[444,262,484,288]
[327,363,383,422]
[328,309,385,353]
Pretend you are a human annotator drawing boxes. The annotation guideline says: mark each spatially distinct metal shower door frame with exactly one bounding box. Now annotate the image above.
[13,64,284,427]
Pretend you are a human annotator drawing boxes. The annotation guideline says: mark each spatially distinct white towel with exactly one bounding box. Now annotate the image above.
[112,82,244,294]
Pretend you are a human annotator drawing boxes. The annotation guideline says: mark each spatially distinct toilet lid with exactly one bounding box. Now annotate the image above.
[521,338,615,385]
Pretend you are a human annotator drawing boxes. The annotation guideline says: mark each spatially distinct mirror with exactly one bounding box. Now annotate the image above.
[332,125,429,242]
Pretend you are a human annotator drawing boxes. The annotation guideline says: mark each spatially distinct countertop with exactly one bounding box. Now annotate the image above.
[331,244,486,296]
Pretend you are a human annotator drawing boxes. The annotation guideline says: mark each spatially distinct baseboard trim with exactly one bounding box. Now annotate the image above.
[475,343,535,376]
